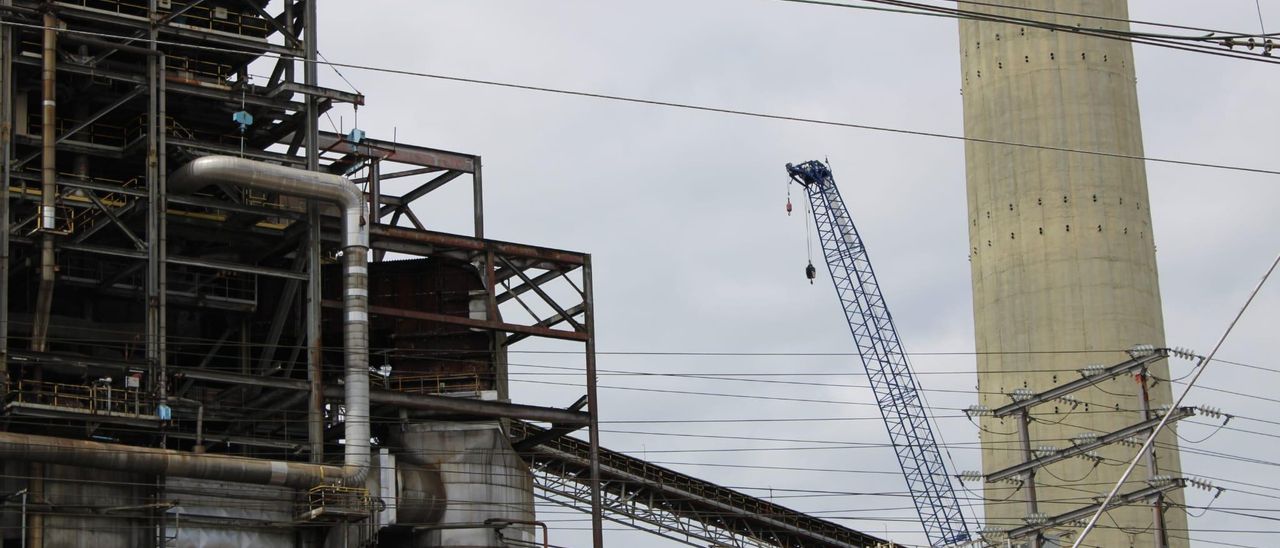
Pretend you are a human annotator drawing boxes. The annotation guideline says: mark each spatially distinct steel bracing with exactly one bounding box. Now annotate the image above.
[786,160,970,546]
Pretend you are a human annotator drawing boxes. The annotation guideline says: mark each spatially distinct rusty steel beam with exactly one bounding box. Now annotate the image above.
[377,170,463,217]
[317,131,477,173]
[321,300,588,343]
[497,269,565,304]
[370,226,586,266]
[497,255,583,332]
[340,388,591,426]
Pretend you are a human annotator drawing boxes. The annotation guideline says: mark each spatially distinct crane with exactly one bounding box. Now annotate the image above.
[786,160,971,546]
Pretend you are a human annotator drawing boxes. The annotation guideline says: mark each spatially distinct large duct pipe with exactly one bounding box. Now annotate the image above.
[0,156,371,489]
[168,155,370,487]
[0,431,357,489]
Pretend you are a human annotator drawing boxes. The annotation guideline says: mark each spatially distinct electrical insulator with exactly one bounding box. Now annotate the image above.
[1187,477,1219,492]
[1077,451,1103,463]
[1010,388,1034,402]
[958,471,984,482]
[1024,512,1048,525]
[1080,364,1107,378]
[1127,344,1156,358]
[1118,435,1144,448]
[965,404,991,417]
[977,527,1008,539]
[1170,346,1200,361]
[1072,432,1098,445]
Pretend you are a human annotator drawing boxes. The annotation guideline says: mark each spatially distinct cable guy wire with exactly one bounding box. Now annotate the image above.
[1073,251,1280,547]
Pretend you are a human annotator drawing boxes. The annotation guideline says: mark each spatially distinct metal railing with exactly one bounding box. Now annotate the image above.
[57,0,270,38]
[377,372,488,395]
[6,379,154,417]
[305,485,372,515]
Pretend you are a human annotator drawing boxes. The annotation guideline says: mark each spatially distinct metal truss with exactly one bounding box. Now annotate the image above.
[512,422,892,548]
[533,466,770,548]
[787,161,969,546]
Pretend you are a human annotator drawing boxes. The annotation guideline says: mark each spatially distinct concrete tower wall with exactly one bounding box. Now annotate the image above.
[958,2,1187,546]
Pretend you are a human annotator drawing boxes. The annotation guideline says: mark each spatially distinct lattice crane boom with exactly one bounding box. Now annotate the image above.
[786,160,971,546]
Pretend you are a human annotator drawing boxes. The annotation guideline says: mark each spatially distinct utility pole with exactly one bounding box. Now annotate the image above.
[963,347,1221,547]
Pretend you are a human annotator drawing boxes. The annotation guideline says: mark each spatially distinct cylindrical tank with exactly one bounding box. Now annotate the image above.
[396,422,535,548]
[958,2,1186,546]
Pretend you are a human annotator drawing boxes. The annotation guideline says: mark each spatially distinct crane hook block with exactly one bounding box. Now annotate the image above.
[805,262,816,284]
[786,197,793,216]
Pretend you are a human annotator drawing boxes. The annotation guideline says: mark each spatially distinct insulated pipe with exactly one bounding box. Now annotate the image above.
[0,432,353,489]
[0,156,371,489]
[168,155,370,487]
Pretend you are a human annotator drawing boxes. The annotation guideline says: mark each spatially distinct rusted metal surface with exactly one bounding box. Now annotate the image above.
[323,299,589,343]
[318,131,477,172]
[371,225,586,266]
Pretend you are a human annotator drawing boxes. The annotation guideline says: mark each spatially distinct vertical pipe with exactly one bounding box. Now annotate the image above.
[144,0,159,393]
[303,0,324,466]
[19,489,26,548]
[0,0,14,400]
[194,404,204,452]
[148,4,168,544]
[1018,410,1040,548]
[583,255,602,548]
[157,53,168,407]
[28,463,41,548]
[28,13,57,548]
[30,10,56,354]
[1138,370,1169,547]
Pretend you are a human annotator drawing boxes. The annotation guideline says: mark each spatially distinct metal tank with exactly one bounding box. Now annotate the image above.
[396,422,535,548]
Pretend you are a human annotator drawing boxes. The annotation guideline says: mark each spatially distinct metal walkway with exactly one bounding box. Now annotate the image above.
[510,422,895,548]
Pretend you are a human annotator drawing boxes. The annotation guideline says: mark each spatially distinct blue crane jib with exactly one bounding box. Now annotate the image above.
[786,160,971,547]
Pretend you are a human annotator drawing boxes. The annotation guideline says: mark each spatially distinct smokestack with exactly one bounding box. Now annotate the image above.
[957,2,1186,546]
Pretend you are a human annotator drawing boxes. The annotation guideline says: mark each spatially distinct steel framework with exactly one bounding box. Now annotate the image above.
[786,160,970,546]
[0,1,609,544]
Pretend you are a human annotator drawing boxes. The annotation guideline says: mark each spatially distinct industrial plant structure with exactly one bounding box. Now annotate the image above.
[0,1,896,547]
[959,1,1187,546]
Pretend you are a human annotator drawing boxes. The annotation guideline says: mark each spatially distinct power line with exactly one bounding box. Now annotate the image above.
[1075,251,1280,546]
[1,20,1278,177]
[780,0,1280,64]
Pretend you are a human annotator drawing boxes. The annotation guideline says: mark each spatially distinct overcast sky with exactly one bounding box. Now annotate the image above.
[305,2,1280,546]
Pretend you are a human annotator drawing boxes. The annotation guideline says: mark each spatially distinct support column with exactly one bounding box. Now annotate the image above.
[583,255,602,548]
[1138,369,1170,548]
[303,0,324,465]
[1017,410,1041,548]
